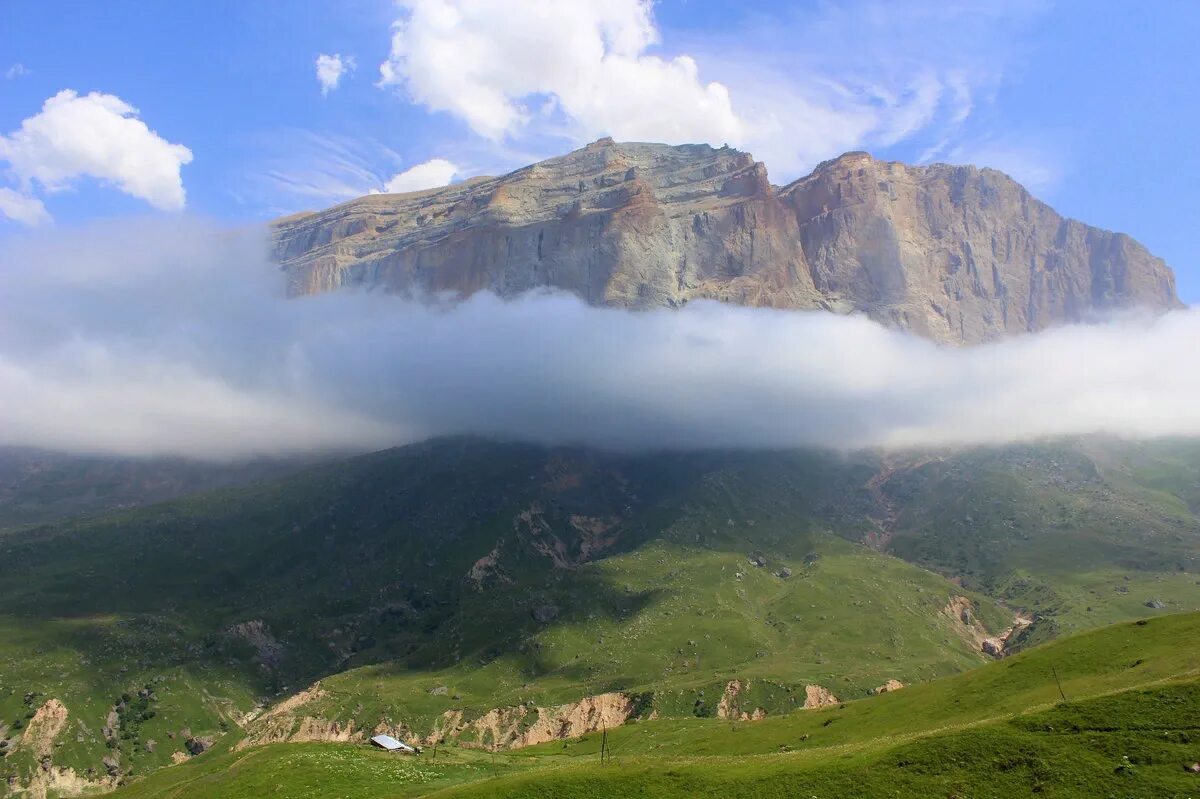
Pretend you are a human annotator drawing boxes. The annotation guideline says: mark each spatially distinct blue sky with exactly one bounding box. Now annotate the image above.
[2,0,1198,301]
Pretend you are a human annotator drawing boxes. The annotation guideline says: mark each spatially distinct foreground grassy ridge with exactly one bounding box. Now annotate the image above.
[109,614,1200,798]
[107,744,521,799]
[443,687,1200,799]
[514,611,1200,761]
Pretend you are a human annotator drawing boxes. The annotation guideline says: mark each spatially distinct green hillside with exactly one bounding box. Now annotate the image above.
[2,437,1199,795]
[107,612,1200,799]
[881,439,1200,642]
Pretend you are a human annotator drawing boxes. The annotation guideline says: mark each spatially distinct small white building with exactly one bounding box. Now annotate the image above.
[370,734,417,753]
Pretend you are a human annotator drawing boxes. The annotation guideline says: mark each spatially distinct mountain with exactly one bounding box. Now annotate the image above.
[2,436,1199,795]
[272,140,1181,344]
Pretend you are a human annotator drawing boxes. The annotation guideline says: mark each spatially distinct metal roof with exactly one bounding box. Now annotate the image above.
[370,734,415,752]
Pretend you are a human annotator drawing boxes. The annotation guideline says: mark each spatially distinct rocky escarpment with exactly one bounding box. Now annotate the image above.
[273,139,1180,345]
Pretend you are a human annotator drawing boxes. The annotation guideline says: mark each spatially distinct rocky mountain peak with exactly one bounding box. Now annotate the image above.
[272,140,1180,344]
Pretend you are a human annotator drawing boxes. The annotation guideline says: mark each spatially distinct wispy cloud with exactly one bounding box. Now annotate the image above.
[243,130,401,209]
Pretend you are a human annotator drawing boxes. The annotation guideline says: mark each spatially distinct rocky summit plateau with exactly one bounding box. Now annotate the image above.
[273,139,1181,344]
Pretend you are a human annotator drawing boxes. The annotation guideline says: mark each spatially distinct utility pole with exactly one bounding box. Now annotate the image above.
[1051,665,1068,702]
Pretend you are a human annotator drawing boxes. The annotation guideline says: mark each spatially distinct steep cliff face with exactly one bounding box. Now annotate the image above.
[272,139,1180,344]
[787,152,1181,342]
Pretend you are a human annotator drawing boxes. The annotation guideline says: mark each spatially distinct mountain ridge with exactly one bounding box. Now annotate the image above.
[272,139,1181,344]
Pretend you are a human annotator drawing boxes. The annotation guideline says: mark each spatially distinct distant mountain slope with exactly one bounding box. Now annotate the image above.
[273,140,1181,344]
[0,447,313,532]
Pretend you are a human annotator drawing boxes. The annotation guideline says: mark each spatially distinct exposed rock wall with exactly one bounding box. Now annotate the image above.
[18,699,69,759]
[273,140,1181,345]
[9,699,117,799]
[239,683,637,752]
[715,680,767,721]
[803,684,840,709]
[787,152,1181,342]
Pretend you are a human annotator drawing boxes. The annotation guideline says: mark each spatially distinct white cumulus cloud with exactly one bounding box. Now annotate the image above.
[381,158,458,193]
[0,188,50,227]
[316,53,356,96]
[379,0,743,145]
[376,0,1044,180]
[0,90,193,211]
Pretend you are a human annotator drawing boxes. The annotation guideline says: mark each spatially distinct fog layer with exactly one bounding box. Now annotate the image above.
[1,219,1196,459]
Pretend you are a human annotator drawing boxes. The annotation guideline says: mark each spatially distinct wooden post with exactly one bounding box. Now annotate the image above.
[1052,665,1068,702]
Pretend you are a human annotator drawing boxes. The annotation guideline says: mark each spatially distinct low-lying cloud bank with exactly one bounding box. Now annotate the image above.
[1,219,1197,459]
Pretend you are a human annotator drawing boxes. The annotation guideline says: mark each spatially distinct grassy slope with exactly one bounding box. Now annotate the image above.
[109,613,1200,799]
[0,442,1007,785]
[2,437,1199,790]
[883,439,1200,641]
[302,532,1001,737]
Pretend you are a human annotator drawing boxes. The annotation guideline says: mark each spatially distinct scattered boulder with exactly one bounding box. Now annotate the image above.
[777,567,792,579]
[428,686,449,697]
[531,604,559,623]
[225,619,285,668]
[1145,599,1166,609]
[981,638,1005,657]
[101,756,120,777]
[184,736,213,756]
[747,551,766,568]
[871,679,905,695]
[1185,762,1200,773]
